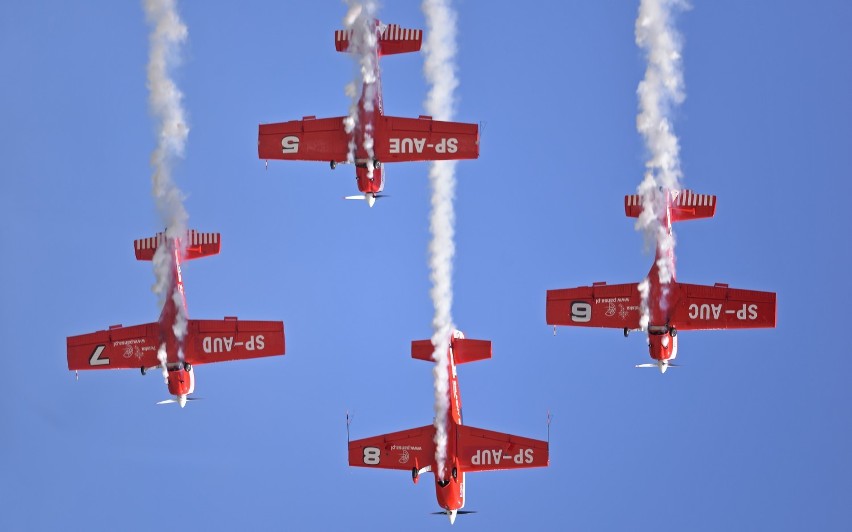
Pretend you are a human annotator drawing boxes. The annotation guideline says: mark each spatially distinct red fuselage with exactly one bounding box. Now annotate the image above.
[157,238,195,398]
[352,48,386,196]
[430,337,466,512]
[644,196,679,363]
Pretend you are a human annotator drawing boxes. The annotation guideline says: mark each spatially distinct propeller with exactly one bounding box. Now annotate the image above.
[635,361,680,374]
[343,193,389,207]
[431,510,476,525]
[156,396,202,408]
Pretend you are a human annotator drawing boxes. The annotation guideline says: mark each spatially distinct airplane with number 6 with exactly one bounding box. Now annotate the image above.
[67,230,285,406]
[258,21,479,207]
[348,331,549,524]
[546,190,777,373]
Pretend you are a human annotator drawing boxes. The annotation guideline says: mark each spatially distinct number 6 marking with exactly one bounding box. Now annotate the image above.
[570,302,592,323]
[363,446,381,465]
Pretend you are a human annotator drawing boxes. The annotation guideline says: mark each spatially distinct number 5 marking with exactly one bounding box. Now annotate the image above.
[89,345,109,366]
[363,446,381,465]
[571,302,592,323]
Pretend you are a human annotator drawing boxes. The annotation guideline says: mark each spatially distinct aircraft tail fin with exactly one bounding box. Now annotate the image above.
[134,230,221,261]
[335,23,422,55]
[625,190,717,222]
[411,338,492,364]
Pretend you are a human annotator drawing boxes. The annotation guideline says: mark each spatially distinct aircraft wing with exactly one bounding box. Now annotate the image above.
[672,283,777,331]
[67,323,160,371]
[258,117,349,162]
[457,425,549,473]
[349,425,435,471]
[184,318,285,365]
[374,116,479,162]
[546,283,642,329]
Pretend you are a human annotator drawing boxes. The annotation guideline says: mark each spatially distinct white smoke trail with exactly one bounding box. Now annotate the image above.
[423,0,459,480]
[342,1,379,175]
[144,0,190,373]
[634,0,688,326]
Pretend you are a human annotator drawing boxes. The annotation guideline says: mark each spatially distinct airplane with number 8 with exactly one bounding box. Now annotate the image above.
[348,331,549,524]
[546,190,777,373]
[258,20,479,207]
[66,230,285,406]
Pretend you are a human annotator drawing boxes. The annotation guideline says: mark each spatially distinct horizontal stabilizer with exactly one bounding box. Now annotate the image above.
[625,190,716,222]
[335,23,422,55]
[411,339,435,362]
[411,338,492,364]
[453,339,492,364]
[134,230,221,261]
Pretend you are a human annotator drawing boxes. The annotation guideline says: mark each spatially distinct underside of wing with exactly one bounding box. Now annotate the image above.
[183,318,285,365]
[258,117,349,162]
[67,323,160,371]
[349,425,435,471]
[457,425,549,473]
[672,283,777,330]
[547,283,642,329]
[374,116,479,162]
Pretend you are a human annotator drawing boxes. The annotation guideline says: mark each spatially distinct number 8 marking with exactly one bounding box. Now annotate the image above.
[363,446,381,465]
[571,302,592,323]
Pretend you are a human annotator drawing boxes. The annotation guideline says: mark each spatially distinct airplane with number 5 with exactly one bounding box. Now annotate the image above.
[348,331,549,523]
[258,21,480,207]
[546,190,777,373]
[67,230,285,406]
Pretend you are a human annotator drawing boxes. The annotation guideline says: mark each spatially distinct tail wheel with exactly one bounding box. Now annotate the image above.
[140,366,147,376]
[374,160,381,169]
[451,467,458,480]
[412,467,418,481]
[184,362,192,371]
[623,328,629,338]
[330,160,337,170]
[670,328,677,337]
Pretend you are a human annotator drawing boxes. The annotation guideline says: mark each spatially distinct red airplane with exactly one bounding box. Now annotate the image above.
[258,21,480,207]
[348,331,549,524]
[67,230,285,406]
[547,190,777,373]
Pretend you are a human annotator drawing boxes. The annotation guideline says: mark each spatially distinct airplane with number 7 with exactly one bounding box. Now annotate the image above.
[258,20,479,207]
[546,190,777,373]
[66,230,285,406]
[348,331,549,524]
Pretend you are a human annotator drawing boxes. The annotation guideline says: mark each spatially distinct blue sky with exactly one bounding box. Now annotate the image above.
[1,1,851,530]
